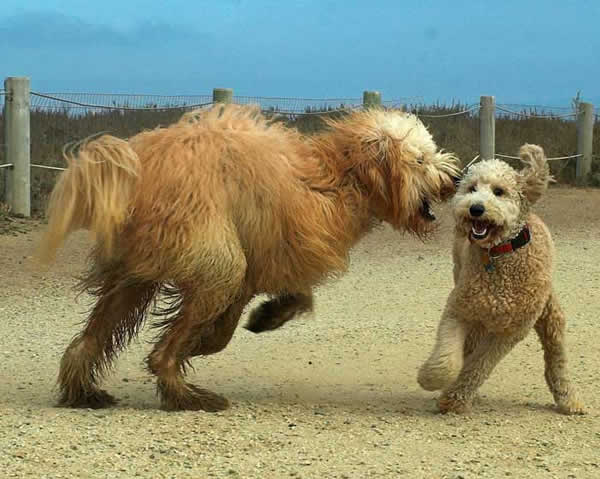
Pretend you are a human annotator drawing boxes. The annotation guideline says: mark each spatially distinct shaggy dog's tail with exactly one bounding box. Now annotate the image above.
[37,134,140,264]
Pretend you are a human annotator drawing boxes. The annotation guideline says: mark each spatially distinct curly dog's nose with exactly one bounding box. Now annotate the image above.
[469,204,485,217]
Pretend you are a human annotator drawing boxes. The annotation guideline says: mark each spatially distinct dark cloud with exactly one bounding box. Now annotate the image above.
[0,11,210,48]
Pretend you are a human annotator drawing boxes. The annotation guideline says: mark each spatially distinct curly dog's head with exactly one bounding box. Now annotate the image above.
[452,143,551,247]
[323,109,461,236]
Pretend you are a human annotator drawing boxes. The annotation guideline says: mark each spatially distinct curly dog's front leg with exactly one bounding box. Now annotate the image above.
[418,308,469,392]
[437,330,525,414]
[534,293,585,415]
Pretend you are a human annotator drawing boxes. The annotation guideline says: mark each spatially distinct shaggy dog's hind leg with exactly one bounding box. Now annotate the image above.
[418,309,468,391]
[146,287,240,412]
[58,278,158,409]
[244,292,313,333]
[534,293,585,415]
[145,225,248,411]
[190,298,249,356]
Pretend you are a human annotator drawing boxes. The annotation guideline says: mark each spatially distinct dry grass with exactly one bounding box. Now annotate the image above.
[0,102,598,214]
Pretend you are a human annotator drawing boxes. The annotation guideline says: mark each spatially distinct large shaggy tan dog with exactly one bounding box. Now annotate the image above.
[417,144,585,415]
[39,103,459,411]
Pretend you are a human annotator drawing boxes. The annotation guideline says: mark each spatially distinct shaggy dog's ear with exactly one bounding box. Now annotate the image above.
[518,143,552,204]
[354,157,391,203]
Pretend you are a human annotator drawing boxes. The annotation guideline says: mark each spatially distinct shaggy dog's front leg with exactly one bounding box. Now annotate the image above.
[437,330,527,414]
[244,292,313,333]
[417,307,469,391]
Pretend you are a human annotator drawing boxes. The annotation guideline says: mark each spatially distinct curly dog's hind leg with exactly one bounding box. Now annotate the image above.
[244,292,313,333]
[418,308,468,392]
[534,293,585,415]
[58,278,158,408]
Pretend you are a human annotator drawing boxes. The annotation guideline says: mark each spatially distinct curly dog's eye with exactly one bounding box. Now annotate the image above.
[416,156,424,165]
[493,187,504,197]
[468,185,477,193]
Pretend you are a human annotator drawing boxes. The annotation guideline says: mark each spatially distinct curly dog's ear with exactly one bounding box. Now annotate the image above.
[518,143,552,204]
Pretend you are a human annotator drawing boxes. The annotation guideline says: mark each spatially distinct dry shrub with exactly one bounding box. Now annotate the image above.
[0,102,597,215]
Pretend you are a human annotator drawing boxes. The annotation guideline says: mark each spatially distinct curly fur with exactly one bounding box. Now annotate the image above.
[37,103,459,411]
[417,144,585,415]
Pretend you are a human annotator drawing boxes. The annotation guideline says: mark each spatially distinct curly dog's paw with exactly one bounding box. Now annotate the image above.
[557,396,586,416]
[437,391,472,414]
[417,357,461,392]
[418,366,456,392]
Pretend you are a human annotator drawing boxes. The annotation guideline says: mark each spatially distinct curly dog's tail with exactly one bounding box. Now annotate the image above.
[37,134,140,264]
[518,143,552,205]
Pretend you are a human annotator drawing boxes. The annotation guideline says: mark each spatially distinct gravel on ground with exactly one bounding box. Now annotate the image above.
[1,185,599,478]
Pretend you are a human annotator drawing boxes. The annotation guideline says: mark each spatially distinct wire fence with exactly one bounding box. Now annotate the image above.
[495,153,583,162]
[10,89,599,122]
[1,87,599,214]
[495,105,578,120]
[30,92,214,113]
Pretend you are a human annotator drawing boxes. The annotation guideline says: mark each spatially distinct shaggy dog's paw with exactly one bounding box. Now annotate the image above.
[58,388,118,409]
[244,303,294,333]
[437,391,472,414]
[244,294,312,333]
[160,384,230,412]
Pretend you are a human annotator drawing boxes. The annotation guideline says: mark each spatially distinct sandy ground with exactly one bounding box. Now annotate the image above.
[1,186,599,479]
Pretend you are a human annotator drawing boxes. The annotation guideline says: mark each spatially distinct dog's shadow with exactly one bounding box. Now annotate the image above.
[221,382,571,418]
[1,375,573,421]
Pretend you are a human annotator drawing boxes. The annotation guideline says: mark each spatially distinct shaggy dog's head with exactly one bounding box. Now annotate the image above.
[453,144,551,247]
[323,109,460,236]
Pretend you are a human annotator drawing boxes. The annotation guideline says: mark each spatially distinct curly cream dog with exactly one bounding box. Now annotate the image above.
[417,144,584,415]
[38,104,459,411]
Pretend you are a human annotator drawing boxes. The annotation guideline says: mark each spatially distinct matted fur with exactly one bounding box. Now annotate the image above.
[41,136,140,263]
[38,103,459,411]
[417,144,585,415]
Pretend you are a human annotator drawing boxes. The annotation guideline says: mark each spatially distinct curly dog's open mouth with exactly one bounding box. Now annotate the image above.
[420,199,436,221]
[470,220,494,240]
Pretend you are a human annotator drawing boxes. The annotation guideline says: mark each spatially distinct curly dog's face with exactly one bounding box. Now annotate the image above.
[452,145,550,246]
[453,160,523,246]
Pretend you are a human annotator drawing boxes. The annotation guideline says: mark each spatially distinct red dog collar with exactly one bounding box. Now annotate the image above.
[482,224,531,272]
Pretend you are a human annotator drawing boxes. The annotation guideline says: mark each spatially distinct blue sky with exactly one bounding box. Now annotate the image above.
[1,0,599,106]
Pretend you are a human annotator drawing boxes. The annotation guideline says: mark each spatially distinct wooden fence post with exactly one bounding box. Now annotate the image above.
[576,102,594,185]
[213,88,233,104]
[480,95,495,161]
[3,76,31,218]
[363,91,381,108]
